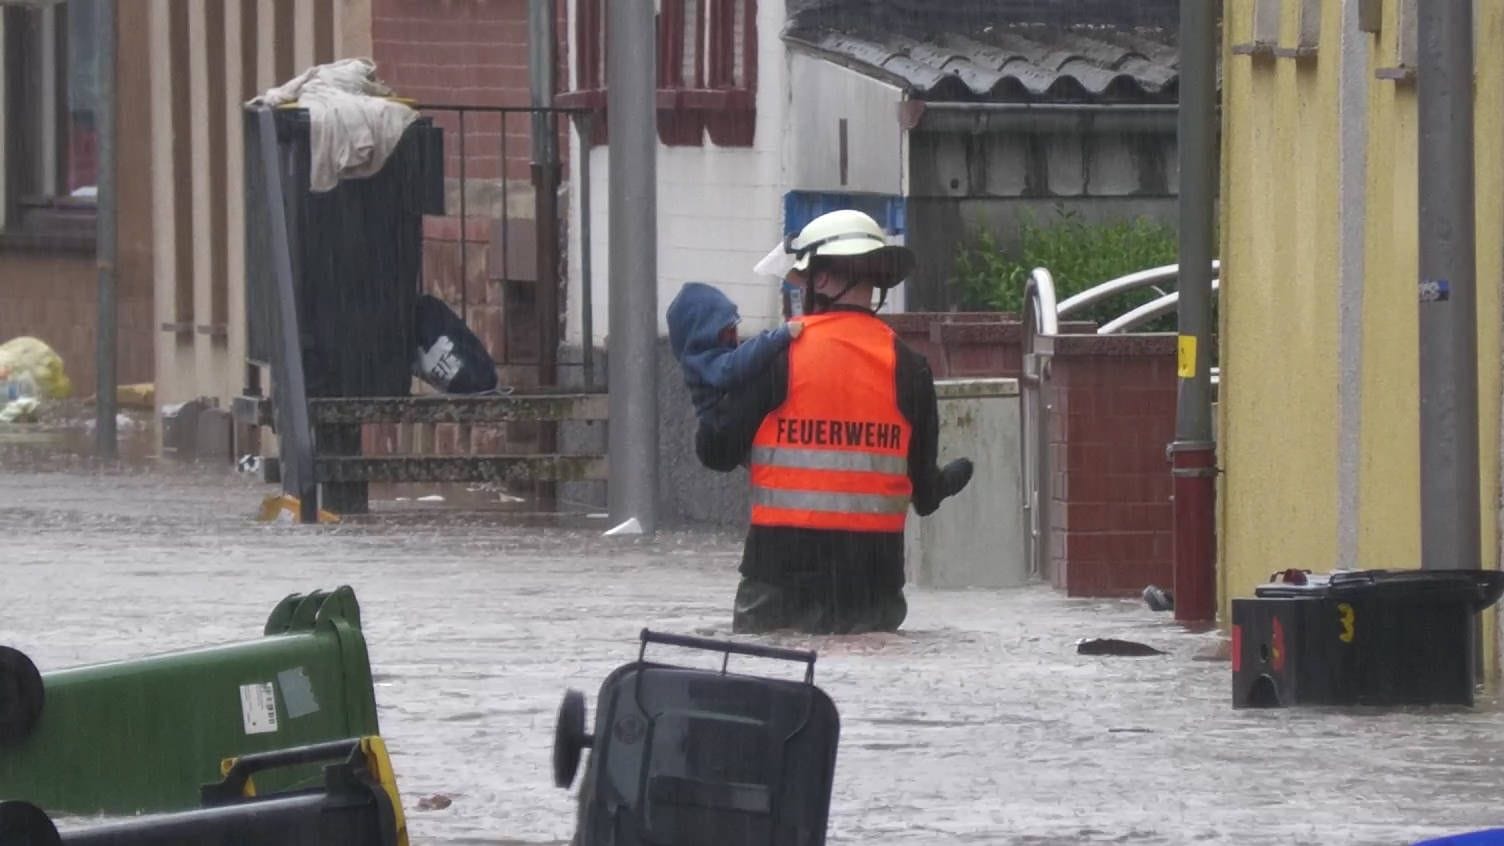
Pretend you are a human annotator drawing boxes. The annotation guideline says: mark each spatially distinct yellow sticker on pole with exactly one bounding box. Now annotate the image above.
[1178,335,1197,379]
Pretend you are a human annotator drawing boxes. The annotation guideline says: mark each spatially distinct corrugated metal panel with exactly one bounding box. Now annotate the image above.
[784,2,1182,104]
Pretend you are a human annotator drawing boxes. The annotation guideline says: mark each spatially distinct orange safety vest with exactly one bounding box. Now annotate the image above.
[749,311,913,532]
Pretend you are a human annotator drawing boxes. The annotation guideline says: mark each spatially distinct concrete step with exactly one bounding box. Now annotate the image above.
[313,454,607,484]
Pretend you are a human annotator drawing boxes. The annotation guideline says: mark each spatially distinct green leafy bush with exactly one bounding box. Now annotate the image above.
[954,208,1180,329]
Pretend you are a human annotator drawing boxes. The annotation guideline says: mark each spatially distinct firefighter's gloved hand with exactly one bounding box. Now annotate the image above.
[940,458,974,499]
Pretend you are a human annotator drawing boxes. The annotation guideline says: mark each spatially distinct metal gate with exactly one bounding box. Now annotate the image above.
[416,104,597,391]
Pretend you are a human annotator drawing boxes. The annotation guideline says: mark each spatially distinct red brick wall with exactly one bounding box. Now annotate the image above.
[365,0,568,458]
[371,0,569,367]
[1046,335,1179,597]
[882,313,1097,379]
[373,0,557,181]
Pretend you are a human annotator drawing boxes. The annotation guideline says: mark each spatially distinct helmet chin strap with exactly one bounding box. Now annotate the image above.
[805,274,867,314]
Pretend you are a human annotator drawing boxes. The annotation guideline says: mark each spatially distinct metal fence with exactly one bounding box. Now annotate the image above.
[415,104,596,390]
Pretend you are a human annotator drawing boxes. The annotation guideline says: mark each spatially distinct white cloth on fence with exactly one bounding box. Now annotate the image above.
[248,58,417,193]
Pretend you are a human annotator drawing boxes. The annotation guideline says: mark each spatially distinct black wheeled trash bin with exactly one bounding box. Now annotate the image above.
[553,630,841,846]
[243,105,445,514]
[1232,569,1504,708]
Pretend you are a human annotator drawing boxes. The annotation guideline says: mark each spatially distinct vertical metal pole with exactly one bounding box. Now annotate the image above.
[608,0,659,533]
[94,0,118,460]
[1418,0,1480,572]
[1171,0,1218,624]
[255,108,318,523]
[578,112,595,390]
[529,0,558,164]
[530,0,561,510]
[458,110,468,325]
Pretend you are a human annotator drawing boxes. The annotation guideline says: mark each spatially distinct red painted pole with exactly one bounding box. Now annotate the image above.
[1170,0,1219,626]
[1171,442,1217,625]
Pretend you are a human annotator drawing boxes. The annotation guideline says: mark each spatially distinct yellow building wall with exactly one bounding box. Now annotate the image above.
[1219,0,1504,667]
[1218,0,1344,613]
[1357,3,1504,576]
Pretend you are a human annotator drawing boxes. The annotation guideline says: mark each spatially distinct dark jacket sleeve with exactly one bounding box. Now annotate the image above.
[700,325,793,391]
[896,340,946,517]
[695,351,787,472]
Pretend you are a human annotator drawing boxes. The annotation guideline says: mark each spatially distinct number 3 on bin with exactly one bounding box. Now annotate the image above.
[1336,602,1356,644]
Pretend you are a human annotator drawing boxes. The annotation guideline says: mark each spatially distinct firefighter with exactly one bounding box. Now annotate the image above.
[697,209,974,634]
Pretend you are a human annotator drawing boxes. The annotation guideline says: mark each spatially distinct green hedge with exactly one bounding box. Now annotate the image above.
[954,209,1180,329]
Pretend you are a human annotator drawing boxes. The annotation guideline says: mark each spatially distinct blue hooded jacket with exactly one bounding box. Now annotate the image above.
[667,282,794,419]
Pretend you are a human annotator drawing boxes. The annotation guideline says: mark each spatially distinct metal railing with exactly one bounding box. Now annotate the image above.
[1019,262,1222,579]
[1019,267,1057,578]
[1056,261,1219,320]
[415,104,597,390]
[1097,278,1221,335]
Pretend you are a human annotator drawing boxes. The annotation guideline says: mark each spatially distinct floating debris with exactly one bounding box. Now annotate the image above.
[1077,638,1166,657]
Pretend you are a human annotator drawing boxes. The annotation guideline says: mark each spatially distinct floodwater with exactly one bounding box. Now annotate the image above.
[3,450,1503,845]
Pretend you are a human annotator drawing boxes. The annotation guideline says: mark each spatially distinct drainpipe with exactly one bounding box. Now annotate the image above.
[94,0,118,461]
[606,0,659,535]
[1170,0,1218,625]
[1417,0,1480,572]
[530,0,561,507]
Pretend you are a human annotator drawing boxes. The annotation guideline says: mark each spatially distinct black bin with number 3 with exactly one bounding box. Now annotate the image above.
[1232,570,1504,708]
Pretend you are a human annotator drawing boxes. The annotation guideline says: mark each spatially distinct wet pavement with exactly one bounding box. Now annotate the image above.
[4,461,1504,845]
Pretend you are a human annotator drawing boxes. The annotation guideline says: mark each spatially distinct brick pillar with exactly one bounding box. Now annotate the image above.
[1046,334,1179,597]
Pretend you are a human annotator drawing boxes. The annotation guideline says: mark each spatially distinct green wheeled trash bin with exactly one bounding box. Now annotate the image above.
[0,587,381,816]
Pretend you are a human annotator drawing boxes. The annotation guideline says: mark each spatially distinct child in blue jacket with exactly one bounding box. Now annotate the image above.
[667,282,802,421]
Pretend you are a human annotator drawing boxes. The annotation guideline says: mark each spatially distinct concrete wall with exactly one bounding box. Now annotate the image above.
[558,339,748,528]
[905,378,1027,589]
[1218,0,1504,646]
[906,118,1180,311]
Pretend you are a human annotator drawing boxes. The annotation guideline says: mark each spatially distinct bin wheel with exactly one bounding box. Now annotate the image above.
[0,800,62,846]
[0,647,43,748]
[553,690,593,789]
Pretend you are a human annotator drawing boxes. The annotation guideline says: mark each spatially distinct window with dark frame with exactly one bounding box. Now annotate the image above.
[560,0,757,149]
[2,0,99,251]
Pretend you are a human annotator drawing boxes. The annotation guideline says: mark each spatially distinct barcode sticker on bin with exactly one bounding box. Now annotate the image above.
[239,682,279,735]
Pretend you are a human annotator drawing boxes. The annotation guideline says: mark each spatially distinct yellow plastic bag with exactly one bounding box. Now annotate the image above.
[0,337,74,399]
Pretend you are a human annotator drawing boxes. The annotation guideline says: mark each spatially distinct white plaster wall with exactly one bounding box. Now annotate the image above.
[565,0,792,344]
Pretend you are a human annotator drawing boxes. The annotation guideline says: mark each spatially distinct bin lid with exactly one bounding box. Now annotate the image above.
[1254,569,1504,611]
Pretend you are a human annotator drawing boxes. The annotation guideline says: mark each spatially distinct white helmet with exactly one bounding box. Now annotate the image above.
[753,209,915,289]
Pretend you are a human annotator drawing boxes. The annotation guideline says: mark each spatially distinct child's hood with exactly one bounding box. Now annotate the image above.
[667,282,740,360]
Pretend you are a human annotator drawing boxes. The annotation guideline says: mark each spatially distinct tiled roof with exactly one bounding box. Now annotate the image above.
[784,2,1182,104]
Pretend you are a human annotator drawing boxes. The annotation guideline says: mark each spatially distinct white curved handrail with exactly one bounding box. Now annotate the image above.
[1056,261,1220,319]
[1023,267,1059,337]
[1096,278,1221,335]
